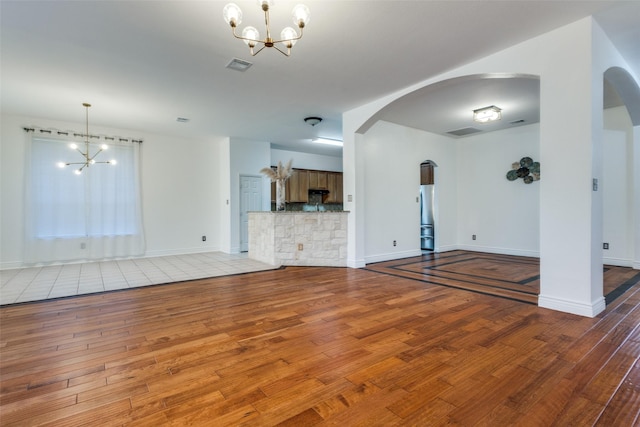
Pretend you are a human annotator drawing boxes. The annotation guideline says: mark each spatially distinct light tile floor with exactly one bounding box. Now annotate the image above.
[0,252,278,305]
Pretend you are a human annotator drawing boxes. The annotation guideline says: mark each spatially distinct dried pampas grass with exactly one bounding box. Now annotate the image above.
[260,159,293,182]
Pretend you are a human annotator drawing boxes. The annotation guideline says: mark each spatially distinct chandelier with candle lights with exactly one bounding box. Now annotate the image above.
[57,103,116,175]
[223,1,310,56]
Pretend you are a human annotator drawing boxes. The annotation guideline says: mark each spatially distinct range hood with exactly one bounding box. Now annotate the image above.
[308,188,329,194]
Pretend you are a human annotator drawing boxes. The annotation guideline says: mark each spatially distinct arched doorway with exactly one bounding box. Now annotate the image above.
[602,67,640,304]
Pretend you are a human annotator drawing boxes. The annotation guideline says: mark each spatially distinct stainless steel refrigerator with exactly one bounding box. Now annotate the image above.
[420,185,434,250]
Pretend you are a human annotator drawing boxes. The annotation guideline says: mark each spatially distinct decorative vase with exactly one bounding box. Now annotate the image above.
[276,179,286,211]
[260,159,293,212]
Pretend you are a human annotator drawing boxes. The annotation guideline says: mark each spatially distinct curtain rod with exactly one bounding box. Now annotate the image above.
[23,126,143,144]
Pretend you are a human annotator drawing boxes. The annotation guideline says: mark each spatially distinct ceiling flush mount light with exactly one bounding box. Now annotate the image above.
[304,116,322,126]
[57,103,116,175]
[473,105,502,123]
[223,1,310,57]
[312,138,343,147]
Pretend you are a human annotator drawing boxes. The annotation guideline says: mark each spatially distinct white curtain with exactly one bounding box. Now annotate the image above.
[24,133,145,265]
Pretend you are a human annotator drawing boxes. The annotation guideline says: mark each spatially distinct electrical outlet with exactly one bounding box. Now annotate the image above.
[202,236,206,242]
[603,242,609,250]
[472,235,476,240]
[80,242,86,249]
[298,243,303,251]
[393,240,397,246]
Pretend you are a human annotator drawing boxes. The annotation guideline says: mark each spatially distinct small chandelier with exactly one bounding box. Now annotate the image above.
[223,1,310,57]
[57,103,116,175]
[473,105,502,123]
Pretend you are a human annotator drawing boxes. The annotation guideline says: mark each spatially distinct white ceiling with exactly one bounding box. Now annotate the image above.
[2,1,639,158]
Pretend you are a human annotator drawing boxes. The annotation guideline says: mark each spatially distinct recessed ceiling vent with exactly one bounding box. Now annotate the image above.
[446,127,482,137]
[509,119,526,124]
[226,58,253,72]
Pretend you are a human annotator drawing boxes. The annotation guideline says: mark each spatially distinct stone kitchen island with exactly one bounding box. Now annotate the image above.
[248,211,348,267]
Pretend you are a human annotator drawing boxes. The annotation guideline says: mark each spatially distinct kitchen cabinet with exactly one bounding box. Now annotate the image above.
[269,168,342,204]
[325,172,343,203]
[318,171,328,190]
[308,170,328,190]
[421,163,434,185]
[287,169,308,202]
[308,170,317,189]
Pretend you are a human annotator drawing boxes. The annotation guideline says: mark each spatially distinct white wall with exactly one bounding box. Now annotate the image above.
[358,112,633,266]
[141,129,223,258]
[344,17,639,316]
[1,113,223,268]
[0,114,28,267]
[457,124,540,257]
[228,138,271,253]
[603,106,634,266]
[361,121,541,263]
[217,138,232,254]
[271,148,343,172]
[361,120,457,263]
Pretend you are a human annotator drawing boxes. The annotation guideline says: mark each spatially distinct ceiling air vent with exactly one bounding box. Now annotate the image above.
[509,119,526,125]
[226,58,253,72]
[446,127,482,137]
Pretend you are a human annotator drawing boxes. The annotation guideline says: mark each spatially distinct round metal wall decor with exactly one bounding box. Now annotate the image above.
[506,157,540,184]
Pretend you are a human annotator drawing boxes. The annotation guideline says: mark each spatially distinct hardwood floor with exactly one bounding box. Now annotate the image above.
[366,250,640,306]
[365,251,541,304]
[1,251,639,426]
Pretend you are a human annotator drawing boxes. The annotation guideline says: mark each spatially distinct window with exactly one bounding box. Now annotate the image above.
[25,135,145,264]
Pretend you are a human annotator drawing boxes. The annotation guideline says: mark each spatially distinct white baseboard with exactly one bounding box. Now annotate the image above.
[538,294,606,317]
[364,249,422,265]
[143,245,221,258]
[456,244,540,258]
[603,256,633,267]
[347,257,366,268]
[0,261,25,271]
[434,244,460,253]
[1,246,223,270]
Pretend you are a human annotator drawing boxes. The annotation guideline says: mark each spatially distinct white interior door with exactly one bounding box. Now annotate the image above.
[240,175,263,252]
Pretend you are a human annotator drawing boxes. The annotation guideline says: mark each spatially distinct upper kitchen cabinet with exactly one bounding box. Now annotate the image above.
[270,180,276,202]
[325,172,343,204]
[308,170,329,190]
[318,171,328,190]
[420,162,434,185]
[287,169,309,203]
[270,168,343,205]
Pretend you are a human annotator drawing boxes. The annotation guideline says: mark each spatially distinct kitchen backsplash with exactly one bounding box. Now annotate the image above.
[270,202,344,212]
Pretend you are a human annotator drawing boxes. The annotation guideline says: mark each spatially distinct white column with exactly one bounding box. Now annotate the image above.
[633,125,640,270]
[218,137,232,253]
[343,132,366,268]
[538,19,605,317]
